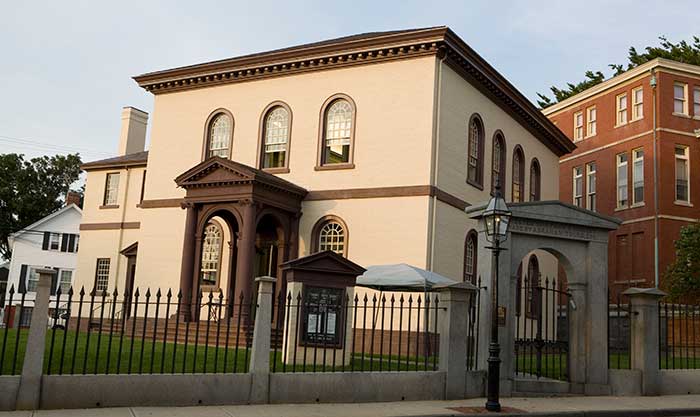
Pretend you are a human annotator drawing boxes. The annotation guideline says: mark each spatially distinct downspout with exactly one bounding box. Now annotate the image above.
[114,167,132,291]
[651,69,660,287]
[428,52,446,270]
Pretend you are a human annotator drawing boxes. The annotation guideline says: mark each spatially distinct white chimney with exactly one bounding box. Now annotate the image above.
[118,106,148,155]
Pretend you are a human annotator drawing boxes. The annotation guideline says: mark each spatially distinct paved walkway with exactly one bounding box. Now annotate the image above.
[2,395,700,417]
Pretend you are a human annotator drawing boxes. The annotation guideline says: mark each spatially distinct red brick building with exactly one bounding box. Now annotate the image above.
[543,58,700,297]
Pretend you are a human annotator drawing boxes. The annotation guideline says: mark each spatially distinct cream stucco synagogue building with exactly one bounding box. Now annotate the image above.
[75,27,575,305]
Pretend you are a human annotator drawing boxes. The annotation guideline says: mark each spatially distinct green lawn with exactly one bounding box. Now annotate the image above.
[0,328,436,375]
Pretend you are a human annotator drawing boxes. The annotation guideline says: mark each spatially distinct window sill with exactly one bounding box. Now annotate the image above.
[693,116,700,121]
[674,200,693,207]
[573,137,583,142]
[585,134,596,139]
[614,205,629,212]
[673,112,691,119]
[466,178,484,191]
[630,202,645,208]
[99,205,120,210]
[614,122,628,128]
[314,163,355,171]
[630,116,644,123]
[262,167,290,174]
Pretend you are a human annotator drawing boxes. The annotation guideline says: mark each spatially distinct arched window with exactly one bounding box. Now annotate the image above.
[312,216,348,256]
[200,221,223,287]
[206,112,233,159]
[463,230,478,284]
[466,114,485,188]
[319,96,355,167]
[530,158,541,201]
[491,132,506,195]
[260,104,291,170]
[526,255,540,317]
[512,146,525,202]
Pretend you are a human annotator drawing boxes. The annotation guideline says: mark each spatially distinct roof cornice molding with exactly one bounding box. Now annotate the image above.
[542,58,700,116]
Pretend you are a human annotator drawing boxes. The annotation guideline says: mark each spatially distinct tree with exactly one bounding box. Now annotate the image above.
[0,153,83,260]
[664,223,700,301]
[538,36,700,108]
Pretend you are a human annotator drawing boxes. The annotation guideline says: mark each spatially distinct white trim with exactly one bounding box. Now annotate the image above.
[542,58,700,116]
[586,106,597,138]
[631,86,644,121]
[8,204,83,240]
[559,130,652,163]
[656,127,699,137]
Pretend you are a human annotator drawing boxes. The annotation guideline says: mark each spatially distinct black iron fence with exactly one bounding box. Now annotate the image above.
[44,286,256,375]
[607,291,631,369]
[659,301,700,370]
[270,289,443,373]
[0,285,30,375]
[514,275,570,381]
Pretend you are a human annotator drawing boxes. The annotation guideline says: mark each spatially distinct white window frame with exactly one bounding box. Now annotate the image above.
[49,233,60,251]
[632,87,644,121]
[27,267,40,292]
[693,87,700,119]
[586,106,596,137]
[573,166,583,207]
[673,82,688,116]
[95,258,110,292]
[58,270,73,294]
[103,173,120,206]
[632,148,644,205]
[586,162,596,211]
[616,93,628,126]
[675,145,690,204]
[573,111,584,141]
[616,153,629,209]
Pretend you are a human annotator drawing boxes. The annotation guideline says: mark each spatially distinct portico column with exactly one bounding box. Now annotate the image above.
[178,202,198,319]
[235,200,257,311]
[288,212,301,261]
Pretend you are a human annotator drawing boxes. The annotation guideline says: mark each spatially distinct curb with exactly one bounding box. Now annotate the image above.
[404,408,700,417]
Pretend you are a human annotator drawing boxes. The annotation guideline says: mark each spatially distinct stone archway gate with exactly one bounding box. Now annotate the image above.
[467,200,620,395]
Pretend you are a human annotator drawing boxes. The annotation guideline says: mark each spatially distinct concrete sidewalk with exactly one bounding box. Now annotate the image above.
[2,395,700,417]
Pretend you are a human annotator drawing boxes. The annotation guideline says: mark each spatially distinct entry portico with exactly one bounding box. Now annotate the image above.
[467,200,620,395]
[175,157,307,319]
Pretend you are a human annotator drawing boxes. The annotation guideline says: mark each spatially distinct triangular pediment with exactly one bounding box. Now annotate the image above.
[282,251,366,276]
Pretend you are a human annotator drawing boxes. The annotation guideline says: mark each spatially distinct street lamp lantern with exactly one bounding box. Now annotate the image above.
[483,181,510,412]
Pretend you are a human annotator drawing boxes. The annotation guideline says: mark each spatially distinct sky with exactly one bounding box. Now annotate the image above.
[1,0,697,161]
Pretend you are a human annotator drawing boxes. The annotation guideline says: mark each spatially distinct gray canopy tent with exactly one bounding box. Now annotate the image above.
[355,263,456,291]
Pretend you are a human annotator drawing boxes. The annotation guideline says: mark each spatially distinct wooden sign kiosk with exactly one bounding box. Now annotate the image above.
[280,250,365,367]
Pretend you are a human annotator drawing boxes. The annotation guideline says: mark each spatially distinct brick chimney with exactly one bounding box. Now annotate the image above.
[65,191,81,207]
[118,107,148,155]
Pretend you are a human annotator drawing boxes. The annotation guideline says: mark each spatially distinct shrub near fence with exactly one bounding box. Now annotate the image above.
[42,286,256,375]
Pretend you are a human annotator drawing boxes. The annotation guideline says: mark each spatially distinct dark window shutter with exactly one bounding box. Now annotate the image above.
[42,232,50,250]
[18,265,28,293]
[60,234,68,252]
[50,268,59,296]
[68,234,76,252]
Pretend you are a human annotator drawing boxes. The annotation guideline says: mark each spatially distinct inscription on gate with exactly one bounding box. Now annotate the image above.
[509,218,593,241]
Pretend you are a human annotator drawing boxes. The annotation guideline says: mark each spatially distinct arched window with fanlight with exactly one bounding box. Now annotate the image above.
[311,216,348,256]
[200,221,223,287]
[205,111,233,159]
[260,104,291,170]
[512,146,525,202]
[491,132,506,195]
[467,114,485,188]
[463,230,478,284]
[530,158,541,201]
[319,95,356,167]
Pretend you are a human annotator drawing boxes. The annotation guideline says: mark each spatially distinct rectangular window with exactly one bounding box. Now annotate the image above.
[674,82,688,115]
[632,87,643,120]
[586,107,596,137]
[617,153,629,208]
[586,162,596,211]
[632,149,644,205]
[573,111,584,141]
[94,258,110,292]
[573,166,583,207]
[103,173,120,206]
[49,233,60,251]
[59,270,73,294]
[675,145,690,203]
[694,87,700,117]
[616,93,628,125]
[27,267,40,292]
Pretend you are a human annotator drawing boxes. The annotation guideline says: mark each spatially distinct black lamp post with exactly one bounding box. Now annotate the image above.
[482,182,512,412]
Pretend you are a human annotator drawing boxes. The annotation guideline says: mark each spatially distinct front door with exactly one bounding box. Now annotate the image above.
[123,256,136,319]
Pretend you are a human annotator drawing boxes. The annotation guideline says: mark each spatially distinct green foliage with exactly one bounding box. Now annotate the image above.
[538,36,700,108]
[664,223,700,300]
[0,153,82,260]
